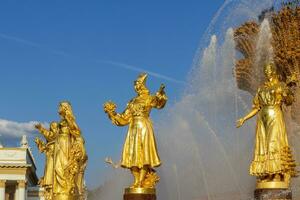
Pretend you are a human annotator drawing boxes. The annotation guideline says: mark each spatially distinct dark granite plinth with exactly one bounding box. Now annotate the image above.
[124,193,156,200]
[254,189,292,200]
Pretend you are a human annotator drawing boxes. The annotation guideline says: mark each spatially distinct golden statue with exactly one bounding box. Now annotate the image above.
[35,122,59,200]
[236,63,297,189]
[104,73,167,193]
[35,102,88,200]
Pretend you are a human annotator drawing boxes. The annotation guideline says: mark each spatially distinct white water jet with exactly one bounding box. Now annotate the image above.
[251,18,275,89]
[255,19,274,65]
[157,27,254,200]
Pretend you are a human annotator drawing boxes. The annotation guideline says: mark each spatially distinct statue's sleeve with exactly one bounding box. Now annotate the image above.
[40,128,55,141]
[252,91,260,109]
[110,105,131,126]
[152,92,168,109]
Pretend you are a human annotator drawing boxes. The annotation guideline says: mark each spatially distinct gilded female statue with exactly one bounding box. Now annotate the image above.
[53,101,82,199]
[237,63,297,188]
[36,102,87,200]
[104,73,167,190]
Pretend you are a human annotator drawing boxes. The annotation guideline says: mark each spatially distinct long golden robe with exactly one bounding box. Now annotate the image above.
[111,93,167,169]
[43,141,55,186]
[250,81,295,176]
[53,121,71,197]
[37,127,57,187]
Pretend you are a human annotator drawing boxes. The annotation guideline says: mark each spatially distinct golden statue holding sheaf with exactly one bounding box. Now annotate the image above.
[35,102,88,200]
[233,4,300,196]
[104,73,167,193]
[237,63,298,189]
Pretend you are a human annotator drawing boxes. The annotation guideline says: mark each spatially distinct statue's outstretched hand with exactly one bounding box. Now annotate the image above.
[35,123,42,131]
[236,118,245,128]
[35,137,45,152]
[104,101,117,114]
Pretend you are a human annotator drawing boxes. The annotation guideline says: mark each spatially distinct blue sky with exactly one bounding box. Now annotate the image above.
[0,1,225,188]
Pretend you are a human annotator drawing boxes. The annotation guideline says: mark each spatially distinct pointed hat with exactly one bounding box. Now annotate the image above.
[136,73,148,84]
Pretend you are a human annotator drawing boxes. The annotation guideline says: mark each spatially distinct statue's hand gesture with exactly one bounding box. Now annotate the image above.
[35,123,42,131]
[35,137,44,152]
[65,110,74,123]
[104,101,117,114]
[34,137,39,144]
[236,118,245,128]
[158,84,165,94]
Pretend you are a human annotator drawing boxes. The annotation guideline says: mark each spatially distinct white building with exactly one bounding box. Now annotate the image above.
[0,136,44,200]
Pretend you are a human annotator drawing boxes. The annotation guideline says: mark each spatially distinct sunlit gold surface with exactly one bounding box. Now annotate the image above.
[104,73,167,189]
[124,187,156,194]
[35,102,88,200]
[35,122,58,199]
[256,181,289,189]
[237,63,297,188]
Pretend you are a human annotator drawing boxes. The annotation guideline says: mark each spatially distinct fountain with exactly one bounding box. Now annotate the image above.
[90,0,300,199]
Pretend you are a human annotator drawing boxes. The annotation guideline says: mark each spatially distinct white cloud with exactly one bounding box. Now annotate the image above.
[0,119,48,138]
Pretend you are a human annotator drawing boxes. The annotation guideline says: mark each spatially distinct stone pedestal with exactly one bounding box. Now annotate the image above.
[254,189,292,200]
[124,193,156,200]
[123,188,156,200]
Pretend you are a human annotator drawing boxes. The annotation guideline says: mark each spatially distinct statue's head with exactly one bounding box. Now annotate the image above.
[50,122,59,132]
[134,73,150,95]
[58,101,74,119]
[264,63,277,80]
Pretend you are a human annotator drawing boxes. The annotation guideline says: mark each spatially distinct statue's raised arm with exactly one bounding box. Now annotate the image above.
[35,122,57,141]
[151,83,168,109]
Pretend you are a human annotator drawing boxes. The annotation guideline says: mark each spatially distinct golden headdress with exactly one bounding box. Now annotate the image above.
[135,73,148,85]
